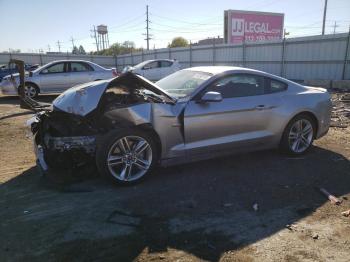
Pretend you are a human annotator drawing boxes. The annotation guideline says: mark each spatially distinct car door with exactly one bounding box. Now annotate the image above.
[38,62,69,92]
[141,61,160,81]
[183,73,282,155]
[158,60,173,79]
[68,62,95,87]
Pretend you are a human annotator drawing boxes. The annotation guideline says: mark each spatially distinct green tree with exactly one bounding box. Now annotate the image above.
[72,46,79,54]
[93,42,142,56]
[168,37,189,48]
[78,45,86,55]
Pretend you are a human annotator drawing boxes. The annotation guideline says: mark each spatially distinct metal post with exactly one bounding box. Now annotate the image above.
[154,48,157,59]
[212,38,216,65]
[131,50,134,65]
[189,41,192,67]
[280,36,286,77]
[115,55,118,69]
[242,40,246,67]
[168,47,171,59]
[39,53,43,66]
[342,26,350,80]
[146,5,150,50]
[322,0,328,35]
[141,49,144,61]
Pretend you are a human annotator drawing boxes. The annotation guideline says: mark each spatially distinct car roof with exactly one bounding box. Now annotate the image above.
[143,59,175,62]
[184,66,301,88]
[184,66,267,75]
[46,60,93,63]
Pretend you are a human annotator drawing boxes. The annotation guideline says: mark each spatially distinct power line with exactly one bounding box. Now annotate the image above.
[151,13,221,26]
[151,21,221,30]
[109,14,145,30]
[56,40,61,52]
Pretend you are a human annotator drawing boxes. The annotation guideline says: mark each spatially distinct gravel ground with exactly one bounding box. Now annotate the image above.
[0,93,349,262]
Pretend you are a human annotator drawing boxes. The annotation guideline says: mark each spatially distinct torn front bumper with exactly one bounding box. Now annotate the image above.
[34,144,49,175]
[28,113,97,174]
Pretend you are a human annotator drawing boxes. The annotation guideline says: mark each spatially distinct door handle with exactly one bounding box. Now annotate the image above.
[255,105,266,110]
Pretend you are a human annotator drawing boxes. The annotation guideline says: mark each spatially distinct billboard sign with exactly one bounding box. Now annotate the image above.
[224,10,284,44]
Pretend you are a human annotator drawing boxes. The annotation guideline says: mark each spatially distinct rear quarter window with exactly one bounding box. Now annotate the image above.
[265,78,288,93]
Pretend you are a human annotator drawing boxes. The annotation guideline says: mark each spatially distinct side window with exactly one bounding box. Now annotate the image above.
[160,61,173,67]
[143,61,159,70]
[266,78,288,93]
[41,63,65,74]
[208,74,264,98]
[70,62,93,72]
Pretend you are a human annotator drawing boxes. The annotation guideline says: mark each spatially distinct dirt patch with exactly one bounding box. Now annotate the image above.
[0,94,350,261]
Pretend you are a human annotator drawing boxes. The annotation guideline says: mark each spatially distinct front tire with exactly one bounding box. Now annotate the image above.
[280,114,316,155]
[96,128,159,185]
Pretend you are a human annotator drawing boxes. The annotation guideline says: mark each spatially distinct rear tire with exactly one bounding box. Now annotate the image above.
[280,114,316,156]
[19,83,39,98]
[96,128,159,185]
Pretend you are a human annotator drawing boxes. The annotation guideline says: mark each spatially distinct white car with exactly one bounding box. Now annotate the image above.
[123,59,180,81]
[0,60,117,98]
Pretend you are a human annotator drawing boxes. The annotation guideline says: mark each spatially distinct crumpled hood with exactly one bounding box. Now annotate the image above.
[52,72,176,117]
[53,80,110,116]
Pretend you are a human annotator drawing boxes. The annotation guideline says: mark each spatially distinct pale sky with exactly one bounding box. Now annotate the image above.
[1,0,349,53]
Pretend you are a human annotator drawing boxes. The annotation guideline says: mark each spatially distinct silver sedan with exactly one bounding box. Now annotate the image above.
[28,66,331,185]
[0,60,116,97]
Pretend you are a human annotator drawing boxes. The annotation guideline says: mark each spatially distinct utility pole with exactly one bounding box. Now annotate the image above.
[145,5,151,50]
[56,40,61,53]
[91,26,99,51]
[333,21,339,34]
[70,37,75,50]
[322,0,328,35]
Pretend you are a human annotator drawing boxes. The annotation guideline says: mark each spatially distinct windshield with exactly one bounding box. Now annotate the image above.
[134,60,152,69]
[155,70,212,98]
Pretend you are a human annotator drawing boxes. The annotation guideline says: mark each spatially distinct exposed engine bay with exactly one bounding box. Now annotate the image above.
[29,73,178,173]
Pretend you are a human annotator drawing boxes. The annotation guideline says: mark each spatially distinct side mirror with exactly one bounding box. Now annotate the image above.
[199,91,223,103]
[143,66,150,70]
[41,69,48,74]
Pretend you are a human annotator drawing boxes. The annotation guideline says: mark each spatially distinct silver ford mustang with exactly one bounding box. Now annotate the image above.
[28,66,331,184]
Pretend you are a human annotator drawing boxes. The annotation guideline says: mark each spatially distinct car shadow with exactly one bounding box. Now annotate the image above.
[0,146,349,261]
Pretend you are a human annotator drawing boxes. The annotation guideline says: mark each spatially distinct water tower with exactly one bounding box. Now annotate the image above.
[97,25,110,50]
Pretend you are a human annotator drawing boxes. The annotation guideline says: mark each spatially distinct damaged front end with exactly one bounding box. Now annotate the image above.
[28,72,176,175]
[29,111,100,174]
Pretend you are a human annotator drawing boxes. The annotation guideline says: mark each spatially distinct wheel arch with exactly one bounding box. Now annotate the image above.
[136,123,162,158]
[22,81,40,93]
[287,111,319,138]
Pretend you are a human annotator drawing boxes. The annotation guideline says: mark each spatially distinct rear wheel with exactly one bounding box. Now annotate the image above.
[96,129,158,185]
[280,114,316,155]
[20,83,39,98]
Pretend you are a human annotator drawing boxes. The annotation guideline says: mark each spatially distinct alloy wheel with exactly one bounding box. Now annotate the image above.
[24,85,37,98]
[288,119,314,153]
[107,136,152,182]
